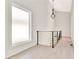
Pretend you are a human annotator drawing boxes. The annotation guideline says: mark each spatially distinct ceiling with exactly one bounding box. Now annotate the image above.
[12,0,73,12]
[54,0,73,12]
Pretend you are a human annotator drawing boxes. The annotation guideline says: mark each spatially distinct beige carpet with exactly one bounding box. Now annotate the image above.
[8,37,74,59]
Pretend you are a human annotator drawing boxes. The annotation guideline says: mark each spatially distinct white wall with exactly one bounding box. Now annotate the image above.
[13,0,56,30]
[6,0,56,58]
[38,11,72,46]
[13,0,57,46]
[5,0,36,58]
[55,11,71,37]
[6,0,72,57]
[70,0,74,42]
[5,0,12,57]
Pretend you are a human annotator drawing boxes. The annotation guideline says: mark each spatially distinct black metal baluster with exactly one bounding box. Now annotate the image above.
[37,31,39,45]
[52,32,54,48]
[57,31,59,42]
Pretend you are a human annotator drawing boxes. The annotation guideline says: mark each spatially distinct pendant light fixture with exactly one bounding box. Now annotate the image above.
[51,0,55,19]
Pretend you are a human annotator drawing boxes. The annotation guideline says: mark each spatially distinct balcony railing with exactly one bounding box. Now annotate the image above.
[37,30,62,48]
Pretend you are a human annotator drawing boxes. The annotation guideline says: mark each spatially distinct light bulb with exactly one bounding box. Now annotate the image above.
[51,8,55,19]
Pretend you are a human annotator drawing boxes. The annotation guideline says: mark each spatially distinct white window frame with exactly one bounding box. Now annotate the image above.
[11,2,32,47]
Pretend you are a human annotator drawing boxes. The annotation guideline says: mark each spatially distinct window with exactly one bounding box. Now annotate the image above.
[12,6,32,47]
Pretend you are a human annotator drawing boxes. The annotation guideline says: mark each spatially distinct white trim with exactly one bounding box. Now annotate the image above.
[11,2,33,48]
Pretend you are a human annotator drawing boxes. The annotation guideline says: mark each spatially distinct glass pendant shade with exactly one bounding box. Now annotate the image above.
[51,8,55,19]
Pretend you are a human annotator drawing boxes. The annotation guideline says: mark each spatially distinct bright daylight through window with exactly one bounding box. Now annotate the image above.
[12,6,30,46]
